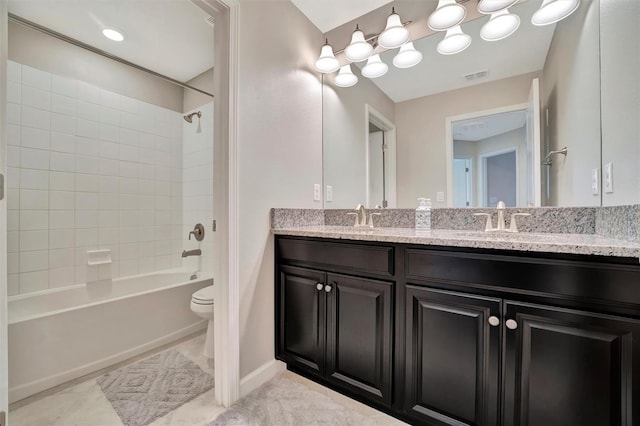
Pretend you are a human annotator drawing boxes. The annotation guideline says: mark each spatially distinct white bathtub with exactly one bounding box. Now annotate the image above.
[8,270,213,403]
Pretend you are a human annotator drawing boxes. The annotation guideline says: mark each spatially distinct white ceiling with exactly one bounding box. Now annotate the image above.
[291,0,393,33]
[453,110,526,141]
[7,0,214,83]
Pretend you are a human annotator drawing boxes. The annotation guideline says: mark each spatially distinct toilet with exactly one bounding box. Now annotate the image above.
[190,285,214,359]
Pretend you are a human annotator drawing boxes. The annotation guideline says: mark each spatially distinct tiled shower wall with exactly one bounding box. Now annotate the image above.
[6,61,184,295]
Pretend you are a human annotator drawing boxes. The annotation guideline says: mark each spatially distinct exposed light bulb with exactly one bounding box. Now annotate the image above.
[428,0,467,31]
[393,42,423,69]
[314,39,340,74]
[477,0,519,15]
[531,0,580,26]
[437,25,472,55]
[344,26,373,63]
[378,8,410,49]
[362,54,388,79]
[102,28,125,42]
[480,9,520,41]
[334,65,358,87]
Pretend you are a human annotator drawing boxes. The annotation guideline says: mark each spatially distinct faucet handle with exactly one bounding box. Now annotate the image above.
[346,212,359,227]
[368,212,382,228]
[474,213,494,232]
[508,213,531,233]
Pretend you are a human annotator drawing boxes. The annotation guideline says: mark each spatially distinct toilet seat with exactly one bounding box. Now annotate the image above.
[192,285,214,304]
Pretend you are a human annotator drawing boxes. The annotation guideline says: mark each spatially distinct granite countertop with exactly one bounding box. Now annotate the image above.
[272,226,640,261]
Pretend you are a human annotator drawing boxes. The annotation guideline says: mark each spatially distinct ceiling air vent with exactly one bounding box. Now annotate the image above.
[205,16,215,26]
[464,69,490,81]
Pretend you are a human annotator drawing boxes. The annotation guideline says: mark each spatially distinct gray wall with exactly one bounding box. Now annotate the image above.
[600,0,640,206]
[8,21,184,112]
[542,0,601,207]
[395,71,539,207]
[236,0,323,378]
[183,68,214,112]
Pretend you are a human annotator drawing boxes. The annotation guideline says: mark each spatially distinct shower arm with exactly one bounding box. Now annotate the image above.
[543,147,568,166]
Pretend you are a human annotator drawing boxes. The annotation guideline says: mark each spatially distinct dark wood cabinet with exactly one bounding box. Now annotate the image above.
[275,236,640,425]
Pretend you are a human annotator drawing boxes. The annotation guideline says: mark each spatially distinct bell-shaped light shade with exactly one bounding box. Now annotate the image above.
[344,27,373,62]
[480,9,520,41]
[334,65,358,87]
[531,0,580,26]
[428,0,467,31]
[362,54,388,79]
[437,25,472,55]
[378,8,410,49]
[393,42,423,69]
[477,0,519,14]
[314,41,340,74]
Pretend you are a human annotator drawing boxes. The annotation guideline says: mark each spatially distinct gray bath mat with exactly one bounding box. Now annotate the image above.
[209,374,399,426]
[97,349,214,426]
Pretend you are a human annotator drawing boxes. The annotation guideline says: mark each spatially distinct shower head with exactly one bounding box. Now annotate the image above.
[183,111,202,123]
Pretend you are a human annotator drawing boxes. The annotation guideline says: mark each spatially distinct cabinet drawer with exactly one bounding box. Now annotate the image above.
[277,237,394,276]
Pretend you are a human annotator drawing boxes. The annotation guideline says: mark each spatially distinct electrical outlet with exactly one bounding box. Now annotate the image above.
[326,185,333,202]
[592,168,599,195]
[604,162,613,193]
[437,192,445,202]
[313,184,321,201]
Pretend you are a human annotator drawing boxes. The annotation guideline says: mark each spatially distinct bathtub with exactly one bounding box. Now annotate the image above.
[8,270,212,403]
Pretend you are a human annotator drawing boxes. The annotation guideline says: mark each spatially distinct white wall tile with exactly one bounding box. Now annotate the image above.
[21,106,50,131]
[52,75,77,97]
[100,123,120,143]
[98,227,120,245]
[20,147,49,170]
[20,250,48,273]
[99,176,119,193]
[8,146,20,167]
[50,152,76,172]
[8,61,21,83]
[119,259,138,277]
[51,93,76,117]
[75,174,98,192]
[119,227,138,244]
[75,155,99,175]
[50,132,76,153]
[77,81,100,103]
[49,210,75,230]
[49,229,75,249]
[99,158,119,176]
[20,189,49,210]
[8,81,21,104]
[99,141,120,159]
[119,243,137,260]
[22,65,51,91]
[8,211,19,231]
[20,271,49,293]
[20,127,48,151]
[119,177,138,194]
[119,211,138,227]
[77,100,100,122]
[22,86,51,111]
[75,210,98,228]
[8,253,19,275]
[8,103,21,126]
[75,192,98,210]
[100,89,120,109]
[20,210,48,230]
[119,194,137,210]
[49,267,76,288]
[20,230,49,251]
[119,161,138,178]
[75,228,98,247]
[76,137,100,157]
[100,106,120,126]
[8,274,20,296]
[50,172,75,191]
[7,167,20,189]
[77,118,100,139]
[51,113,76,135]
[8,124,20,147]
[98,211,119,228]
[8,189,20,210]
[50,191,75,210]
[119,145,138,162]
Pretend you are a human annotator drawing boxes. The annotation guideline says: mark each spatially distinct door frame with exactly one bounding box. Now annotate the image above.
[453,156,474,207]
[0,0,9,418]
[445,102,527,207]
[365,104,396,208]
[478,147,519,207]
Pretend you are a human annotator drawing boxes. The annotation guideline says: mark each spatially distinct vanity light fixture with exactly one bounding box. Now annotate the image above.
[102,27,125,42]
[334,64,358,87]
[393,42,423,68]
[480,9,520,41]
[362,54,388,79]
[477,0,519,14]
[437,25,471,55]
[344,25,373,62]
[531,0,580,26]
[378,8,410,49]
[314,39,340,73]
[427,0,467,32]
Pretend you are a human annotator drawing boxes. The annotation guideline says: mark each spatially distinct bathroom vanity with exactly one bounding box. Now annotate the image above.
[274,228,640,425]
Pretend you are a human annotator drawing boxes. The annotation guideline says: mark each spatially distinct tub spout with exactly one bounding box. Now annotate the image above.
[182,249,202,258]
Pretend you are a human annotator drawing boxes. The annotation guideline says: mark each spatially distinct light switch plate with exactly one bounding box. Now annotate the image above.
[313,184,321,201]
[436,191,445,202]
[604,162,613,193]
[591,168,599,195]
[326,185,333,202]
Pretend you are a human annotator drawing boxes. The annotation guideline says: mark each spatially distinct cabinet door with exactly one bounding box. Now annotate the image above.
[503,301,640,426]
[276,266,326,375]
[405,285,501,426]
[325,273,393,406]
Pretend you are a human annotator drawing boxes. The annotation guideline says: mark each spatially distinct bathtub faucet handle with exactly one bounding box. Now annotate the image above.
[189,223,205,241]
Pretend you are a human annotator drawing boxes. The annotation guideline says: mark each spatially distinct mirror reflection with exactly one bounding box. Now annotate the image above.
[322,0,640,209]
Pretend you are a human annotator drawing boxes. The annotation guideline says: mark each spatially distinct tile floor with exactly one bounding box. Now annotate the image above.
[9,332,406,425]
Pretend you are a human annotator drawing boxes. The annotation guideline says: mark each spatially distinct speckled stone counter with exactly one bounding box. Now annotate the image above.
[272,226,640,260]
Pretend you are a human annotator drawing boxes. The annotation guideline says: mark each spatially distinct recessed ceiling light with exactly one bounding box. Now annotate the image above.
[102,28,125,42]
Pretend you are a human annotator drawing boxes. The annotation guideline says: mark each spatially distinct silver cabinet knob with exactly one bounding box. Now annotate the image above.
[488,316,500,327]
[506,319,518,330]
[316,283,324,291]
[324,284,333,293]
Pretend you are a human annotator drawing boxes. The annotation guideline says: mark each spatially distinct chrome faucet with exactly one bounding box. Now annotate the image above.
[347,204,368,227]
[182,248,202,258]
[495,201,507,231]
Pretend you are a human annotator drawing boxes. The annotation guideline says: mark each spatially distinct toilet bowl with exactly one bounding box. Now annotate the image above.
[190,285,214,359]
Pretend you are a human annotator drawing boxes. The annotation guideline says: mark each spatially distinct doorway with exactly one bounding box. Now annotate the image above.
[480,149,518,207]
[366,104,396,209]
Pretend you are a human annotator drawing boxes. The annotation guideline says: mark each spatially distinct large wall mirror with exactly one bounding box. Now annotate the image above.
[322,0,639,209]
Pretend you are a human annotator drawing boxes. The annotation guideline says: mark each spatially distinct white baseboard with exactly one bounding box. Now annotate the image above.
[239,359,286,398]
[10,321,207,403]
